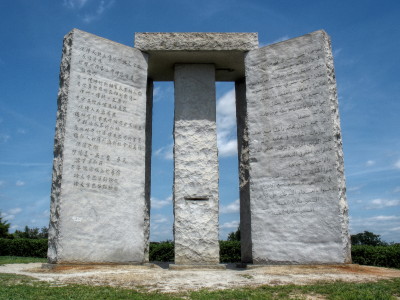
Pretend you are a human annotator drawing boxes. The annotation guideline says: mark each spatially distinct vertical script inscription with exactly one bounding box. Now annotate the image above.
[245,31,342,219]
[65,35,147,194]
[49,29,149,263]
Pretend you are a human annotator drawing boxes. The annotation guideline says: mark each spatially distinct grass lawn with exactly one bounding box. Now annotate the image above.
[0,256,47,265]
[0,272,399,299]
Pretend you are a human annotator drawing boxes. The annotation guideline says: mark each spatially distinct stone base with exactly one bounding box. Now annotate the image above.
[169,264,226,270]
[236,263,352,269]
[42,262,156,270]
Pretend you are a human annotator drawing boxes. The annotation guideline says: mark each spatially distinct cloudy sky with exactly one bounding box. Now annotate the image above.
[0,0,399,242]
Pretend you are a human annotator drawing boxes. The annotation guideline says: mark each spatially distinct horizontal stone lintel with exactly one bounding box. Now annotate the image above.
[135,32,258,51]
[134,33,259,81]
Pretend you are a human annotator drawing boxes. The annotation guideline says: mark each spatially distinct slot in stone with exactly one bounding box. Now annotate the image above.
[184,196,209,201]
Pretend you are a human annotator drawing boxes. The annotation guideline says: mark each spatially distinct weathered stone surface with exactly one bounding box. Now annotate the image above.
[49,29,151,264]
[235,80,252,263]
[173,64,220,265]
[135,32,258,51]
[242,30,351,264]
[134,32,259,81]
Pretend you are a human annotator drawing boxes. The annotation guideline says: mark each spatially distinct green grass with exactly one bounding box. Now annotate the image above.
[1,273,399,300]
[0,256,47,265]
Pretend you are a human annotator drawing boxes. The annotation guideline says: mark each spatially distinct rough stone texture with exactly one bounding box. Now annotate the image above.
[135,33,259,51]
[134,33,259,82]
[173,64,220,265]
[235,79,252,263]
[49,29,150,264]
[243,30,351,264]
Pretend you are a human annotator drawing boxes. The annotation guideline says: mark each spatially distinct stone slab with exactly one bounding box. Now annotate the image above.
[48,29,151,264]
[135,32,258,51]
[134,32,259,81]
[235,80,253,263]
[169,264,226,270]
[242,30,351,264]
[173,64,220,265]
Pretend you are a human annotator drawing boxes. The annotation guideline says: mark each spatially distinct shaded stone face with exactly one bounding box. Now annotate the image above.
[49,29,151,264]
[241,30,351,264]
[173,64,220,265]
[134,32,259,81]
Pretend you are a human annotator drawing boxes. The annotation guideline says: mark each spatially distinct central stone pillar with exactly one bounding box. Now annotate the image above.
[173,64,220,266]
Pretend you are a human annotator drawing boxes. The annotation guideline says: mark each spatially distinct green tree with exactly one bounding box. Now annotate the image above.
[227,226,240,241]
[14,226,48,239]
[351,231,387,246]
[0,211,11,238]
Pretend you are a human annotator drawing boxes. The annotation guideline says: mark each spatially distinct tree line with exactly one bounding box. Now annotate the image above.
[0,212,48,239]
[227,226,392,246]
[0,210,393,245]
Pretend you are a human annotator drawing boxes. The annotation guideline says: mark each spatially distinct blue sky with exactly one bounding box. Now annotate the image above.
[0,0,399,242]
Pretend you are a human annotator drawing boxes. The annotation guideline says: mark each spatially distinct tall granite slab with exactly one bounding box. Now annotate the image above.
[242,30,351,264]
[173,64,220,265]
[49,29,151,264]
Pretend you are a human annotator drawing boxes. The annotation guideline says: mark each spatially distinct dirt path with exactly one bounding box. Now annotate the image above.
[1,263,400,293]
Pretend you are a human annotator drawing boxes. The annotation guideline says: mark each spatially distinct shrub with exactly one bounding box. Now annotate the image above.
[352,244,400,269]
[149,241,174,261]
[219,240,241,263]
[0,238,47,258]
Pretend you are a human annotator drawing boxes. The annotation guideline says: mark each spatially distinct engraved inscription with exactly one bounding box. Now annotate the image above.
[246,35,338,216]
[66,38,146,194]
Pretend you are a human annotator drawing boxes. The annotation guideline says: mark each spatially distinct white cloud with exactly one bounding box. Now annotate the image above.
[1,212,15,221]
[220,199,240,214]
[393,186,400,193]
[365,160,375,167]
[82,0,115,23]
[366,198,400,209]
[271,35,290,44]
[0,161,50,167]
[17,129,27,134]
[154,143,173,160]
[0,134,10,143]
[63,0,88,9]
[0,180,5,188]
[151,195,172,209]
[369,215,399,221]
[333,48,342,58]
[152,86,161,100]
[150,214,173,241]
[218,139,237,158]
[394,159,400,169]
[220,220,239,229]
[350,215,400,242]
[153,215,168,224]
[15,180,25,186]
[1,208,23,223]
[8,207,22,215]
[216,89,238,157]
[347,185,363,192]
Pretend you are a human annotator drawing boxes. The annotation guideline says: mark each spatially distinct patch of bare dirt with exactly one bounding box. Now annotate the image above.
[1,263,399,293]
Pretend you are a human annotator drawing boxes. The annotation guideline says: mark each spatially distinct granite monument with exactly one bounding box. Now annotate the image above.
[48,29,350,266]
